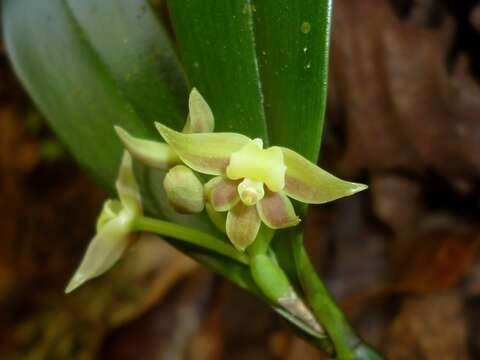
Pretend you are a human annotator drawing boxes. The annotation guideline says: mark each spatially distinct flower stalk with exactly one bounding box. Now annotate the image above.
[133,215,249,265]
[292,230,384,360]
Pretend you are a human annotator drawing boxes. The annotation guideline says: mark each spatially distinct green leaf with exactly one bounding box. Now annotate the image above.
[166,0,268,141]
[2,0,187,187]
[252,3,334,342]
[253,0,332,162]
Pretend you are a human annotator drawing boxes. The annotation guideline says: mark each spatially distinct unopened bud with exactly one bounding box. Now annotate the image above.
[163,165,204,214]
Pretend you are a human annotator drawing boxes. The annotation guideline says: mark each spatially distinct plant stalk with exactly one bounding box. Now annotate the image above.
[292,230,384,360]
[134,215,249,265]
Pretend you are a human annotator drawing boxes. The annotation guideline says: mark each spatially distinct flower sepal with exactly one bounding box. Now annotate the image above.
[65,152,142,293]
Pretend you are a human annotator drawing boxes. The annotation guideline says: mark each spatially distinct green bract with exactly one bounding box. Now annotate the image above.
[65,152,141,293]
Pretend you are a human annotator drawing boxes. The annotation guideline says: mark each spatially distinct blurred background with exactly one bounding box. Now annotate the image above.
[1,0,480,359]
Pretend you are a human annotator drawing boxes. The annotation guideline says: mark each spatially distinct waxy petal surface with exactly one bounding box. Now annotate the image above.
[163,165,204,214]
[205,176,240,212]
[156,123,250,175]
[115,126,181,169]
[96,199,122,232]
[183,88,214,133]
[115,152,142,214]
[226,202,261,251]
[280,147,367,204]
[226,140,286,192]
[257,190,300,229]
[65,210,134,293]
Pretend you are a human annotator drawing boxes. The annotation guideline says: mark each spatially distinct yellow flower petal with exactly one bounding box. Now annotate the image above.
[156,123,250,175]
[257,190,300,229]
[226,139,286,192]
[226,202,261,251]
[65,210,134,293]
[115,126,181,169]
[280,147,367,204]
[115,151,142,214]
[183,88,214,133]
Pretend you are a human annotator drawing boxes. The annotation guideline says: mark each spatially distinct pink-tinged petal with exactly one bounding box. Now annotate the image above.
[226,203,261,251]
[115,126,181,169]
[280,147,368,204]
[257,190,300,229]
[156,123,250,176]
[65,210,134,293]
[204,176,240,212]
[115,152,142,214]
[237,178,265,206]
[183,88,214,133]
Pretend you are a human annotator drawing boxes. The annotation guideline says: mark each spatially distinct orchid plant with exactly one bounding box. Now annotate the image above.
[4,0,384,358]
[66,89,378,358]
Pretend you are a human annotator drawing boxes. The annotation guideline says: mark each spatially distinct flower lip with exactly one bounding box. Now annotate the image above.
[226,139,287,192]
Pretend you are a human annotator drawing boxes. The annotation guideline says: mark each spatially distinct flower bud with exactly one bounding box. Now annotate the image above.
[163,165,204,214]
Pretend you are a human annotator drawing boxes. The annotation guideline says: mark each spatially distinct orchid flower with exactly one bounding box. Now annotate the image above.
[65,151,142,293]
[155,123,367,251]
[111,87,366,251]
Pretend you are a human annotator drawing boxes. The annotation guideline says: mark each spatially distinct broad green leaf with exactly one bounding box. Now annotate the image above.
[253,0,332,162]
[252,0,333,302]
[166,0,268,141]
[2,0,187,187]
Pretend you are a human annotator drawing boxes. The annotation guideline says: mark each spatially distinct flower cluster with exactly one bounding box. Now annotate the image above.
[121,88,365,250]
[66,88,366,292]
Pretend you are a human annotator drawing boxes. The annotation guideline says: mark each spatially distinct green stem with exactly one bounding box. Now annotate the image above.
[134,215,249,265]
[247,225,274,256]
[292,230,383,360]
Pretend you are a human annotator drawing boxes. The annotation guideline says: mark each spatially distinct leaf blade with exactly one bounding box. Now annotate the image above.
[166,0,268,141]
[253,0,332,161]
[2,0,187,186]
